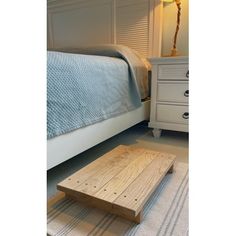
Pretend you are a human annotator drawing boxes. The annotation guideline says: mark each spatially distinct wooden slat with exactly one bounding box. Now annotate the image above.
[57,145,146,193]
[94,150,159,202]
[65,193,143,223]
[113,152,175,216]
[57,145,130,189]
[73,148,146,195]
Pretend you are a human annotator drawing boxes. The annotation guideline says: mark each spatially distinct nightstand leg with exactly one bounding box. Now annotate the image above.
[152,128,162,138]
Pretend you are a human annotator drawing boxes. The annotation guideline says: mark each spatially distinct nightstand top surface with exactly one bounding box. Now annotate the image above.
[148,56,188,64]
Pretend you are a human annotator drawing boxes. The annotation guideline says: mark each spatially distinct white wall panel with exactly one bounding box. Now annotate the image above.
[47,0,162,56]
[48,0,114,48]
[116,0,149,57]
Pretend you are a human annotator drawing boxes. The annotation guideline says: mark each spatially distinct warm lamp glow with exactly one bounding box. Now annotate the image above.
[163,0,181,56]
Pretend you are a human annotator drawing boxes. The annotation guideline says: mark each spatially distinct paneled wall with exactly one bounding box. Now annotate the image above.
[47,0,114,48]
[116,0,150,57]
[47,0,163,57]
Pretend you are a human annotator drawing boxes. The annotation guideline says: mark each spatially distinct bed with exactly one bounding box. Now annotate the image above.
[47,45,151,170]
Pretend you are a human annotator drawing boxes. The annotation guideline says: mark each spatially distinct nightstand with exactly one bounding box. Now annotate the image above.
[148,56,189,138]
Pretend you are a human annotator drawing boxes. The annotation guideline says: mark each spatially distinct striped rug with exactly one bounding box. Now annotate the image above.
[47,162,188,236]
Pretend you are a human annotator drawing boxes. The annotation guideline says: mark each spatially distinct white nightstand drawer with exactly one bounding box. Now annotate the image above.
[156,104,189,124]
[148,56,189,137]
[158,64,189,80]
[157,82,189,103]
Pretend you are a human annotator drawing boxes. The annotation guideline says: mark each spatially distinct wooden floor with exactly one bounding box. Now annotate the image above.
[57,145,176,223]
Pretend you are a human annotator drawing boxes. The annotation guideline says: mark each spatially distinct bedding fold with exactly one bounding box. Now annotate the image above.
[47,47,146,139]
[53,44,149,99]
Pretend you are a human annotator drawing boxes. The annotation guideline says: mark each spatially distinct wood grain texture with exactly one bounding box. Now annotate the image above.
[57,145,130,190]
[94,150,157,202]
[57,145,175,223]
[57,146,145,190]
[73,147,146,195]
[113,152,175,216]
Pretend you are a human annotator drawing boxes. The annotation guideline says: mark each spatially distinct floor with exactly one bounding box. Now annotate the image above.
[47,121,188,199]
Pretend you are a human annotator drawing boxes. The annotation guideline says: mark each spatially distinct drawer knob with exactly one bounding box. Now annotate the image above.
[186,70,189,78]
[182,112,189,119]
[184,90,189,97]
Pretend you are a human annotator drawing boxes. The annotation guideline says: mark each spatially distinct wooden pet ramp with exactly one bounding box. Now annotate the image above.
[57,145,176,223]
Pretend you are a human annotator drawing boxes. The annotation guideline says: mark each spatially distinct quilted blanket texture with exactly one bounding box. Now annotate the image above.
[47,47,147,139]
[52,44,149,99]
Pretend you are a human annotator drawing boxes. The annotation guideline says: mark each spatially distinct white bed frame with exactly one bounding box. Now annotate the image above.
[47,0,163,169]
[47,100,150,169]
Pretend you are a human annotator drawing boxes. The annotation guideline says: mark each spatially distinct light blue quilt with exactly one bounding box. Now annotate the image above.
[47,49,146,139]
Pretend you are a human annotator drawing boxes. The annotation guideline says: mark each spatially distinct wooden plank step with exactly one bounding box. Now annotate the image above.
[113,152,175,217]
[74,148,147,196]
[58,145,136,189]
[94,150,158,202]
[58,146,145,194]
[57,145,176,223]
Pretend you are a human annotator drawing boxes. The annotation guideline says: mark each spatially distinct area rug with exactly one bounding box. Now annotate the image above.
[47,162,188,236]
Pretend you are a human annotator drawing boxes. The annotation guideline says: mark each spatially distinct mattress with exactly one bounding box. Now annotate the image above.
[47,47,148,139]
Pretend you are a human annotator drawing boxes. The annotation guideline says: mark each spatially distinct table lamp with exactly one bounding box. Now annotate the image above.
[163,0,181,56]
